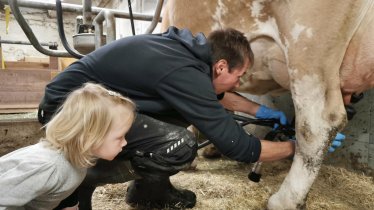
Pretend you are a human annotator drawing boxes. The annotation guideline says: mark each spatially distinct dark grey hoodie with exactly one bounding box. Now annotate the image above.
[42,26,261,163]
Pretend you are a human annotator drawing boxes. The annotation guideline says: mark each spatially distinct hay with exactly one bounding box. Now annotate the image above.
[92,156,374,210]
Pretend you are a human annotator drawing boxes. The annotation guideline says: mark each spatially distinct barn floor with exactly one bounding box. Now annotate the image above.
[1,113,373,210]
[92,155,374,210]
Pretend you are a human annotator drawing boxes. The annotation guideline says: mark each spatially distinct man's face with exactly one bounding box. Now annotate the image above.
[212,58,250,94]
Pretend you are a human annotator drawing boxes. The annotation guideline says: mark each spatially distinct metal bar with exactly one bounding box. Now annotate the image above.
[1,0,162,22]
[0,39,57,47]
[56,0,84,58]
[93,10,116,49]
[82,0,92,25]
[93,11,105,48]
[128,0,136,35]
[145,0,164,34]
[198,140,212,149]
[8,0,71,57]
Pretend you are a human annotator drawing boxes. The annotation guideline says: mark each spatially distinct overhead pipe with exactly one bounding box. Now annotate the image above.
[145,0,164,34]
[93,10,116,49]
[1,0,162,22]
[0,39,58,48]
[82,0,92,25]
[56,0,84,58]
[7,0,71,57]
[127,0,135,35]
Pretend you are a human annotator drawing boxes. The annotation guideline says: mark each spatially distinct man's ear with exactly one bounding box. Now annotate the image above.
[215,59,229,75]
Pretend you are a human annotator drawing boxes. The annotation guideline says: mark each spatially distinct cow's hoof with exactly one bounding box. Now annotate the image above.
[267,193,283,210]
[267,192,305,210]
[202,144,222,159]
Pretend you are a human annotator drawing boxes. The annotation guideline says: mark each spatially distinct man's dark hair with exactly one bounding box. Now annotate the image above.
[208,28,254,71]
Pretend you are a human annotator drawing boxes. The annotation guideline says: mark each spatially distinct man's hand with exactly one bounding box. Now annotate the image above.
[328,132,345,153]
[255,105,288,128]
[289,133,345,154]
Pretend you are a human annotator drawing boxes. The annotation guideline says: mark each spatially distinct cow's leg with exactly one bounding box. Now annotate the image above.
[267,73,347,210]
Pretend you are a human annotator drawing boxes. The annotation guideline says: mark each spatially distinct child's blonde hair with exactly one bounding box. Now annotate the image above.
[44,83,136,168]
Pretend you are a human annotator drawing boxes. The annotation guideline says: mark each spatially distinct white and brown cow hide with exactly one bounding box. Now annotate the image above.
[161,0,374,209]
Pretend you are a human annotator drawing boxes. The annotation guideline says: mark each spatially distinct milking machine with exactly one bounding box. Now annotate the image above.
[197,113,295,183]
[247,119,295,182]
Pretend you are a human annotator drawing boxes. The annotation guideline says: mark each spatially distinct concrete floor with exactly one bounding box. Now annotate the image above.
[0,115,43,156]
[327,88,373,174]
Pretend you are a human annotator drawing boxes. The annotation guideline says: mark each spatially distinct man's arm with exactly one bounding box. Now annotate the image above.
[259,140,295,162]
[222,91,295,161]
[220,91,260,115]
[221,91,288,126]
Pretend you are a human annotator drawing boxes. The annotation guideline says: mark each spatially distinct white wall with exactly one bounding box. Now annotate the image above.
[0,7,76,61]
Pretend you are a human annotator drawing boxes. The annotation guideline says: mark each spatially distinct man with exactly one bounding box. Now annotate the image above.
[38,26,293,210]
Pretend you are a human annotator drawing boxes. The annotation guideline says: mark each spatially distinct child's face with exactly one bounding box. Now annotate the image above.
[92,105,134,161]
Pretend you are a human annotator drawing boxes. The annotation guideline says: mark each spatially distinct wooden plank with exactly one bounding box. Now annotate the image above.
[4,61,50,69]
[23,57,50,63]
[0,69,58,90]
[50,56,58,70]
[0,68,60,113]
[58,57,77,70]
[0,108,38,114]
[0,92,44,105]
[0,104,38,109]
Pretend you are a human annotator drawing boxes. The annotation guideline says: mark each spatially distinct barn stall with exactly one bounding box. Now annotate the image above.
[0,0,373,209]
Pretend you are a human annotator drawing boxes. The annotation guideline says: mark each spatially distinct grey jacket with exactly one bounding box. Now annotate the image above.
[0,141,86,210]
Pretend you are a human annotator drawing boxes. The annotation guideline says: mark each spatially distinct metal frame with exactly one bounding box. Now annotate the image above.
[3,0,164,57]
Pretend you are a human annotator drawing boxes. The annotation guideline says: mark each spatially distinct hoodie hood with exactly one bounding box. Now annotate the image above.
[162,26,212,65]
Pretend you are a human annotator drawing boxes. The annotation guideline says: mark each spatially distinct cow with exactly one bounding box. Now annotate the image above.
[160,0,374,209]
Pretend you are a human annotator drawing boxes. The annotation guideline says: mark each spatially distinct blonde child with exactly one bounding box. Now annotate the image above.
[0,83,136,209]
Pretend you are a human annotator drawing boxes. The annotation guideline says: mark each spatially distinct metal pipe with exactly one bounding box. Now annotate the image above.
[93,13,104,48]
[56,0,84,58]
[145,0,164,34]
[1,0,162,22]
[105,12,116,44]
[82,0,92,25]
[198,140,212,149]
[0,39,58,47]
[93,10,116,49]
[8,0,71,57]
[127,0,135,35]
[248,162,262,182]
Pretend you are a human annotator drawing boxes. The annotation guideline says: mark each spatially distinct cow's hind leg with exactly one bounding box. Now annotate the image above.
[267,74,347,210]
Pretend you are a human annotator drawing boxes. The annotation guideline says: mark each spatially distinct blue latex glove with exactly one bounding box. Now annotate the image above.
[255,105,288,129]
[328,132,345,153]
[290,133,345,153]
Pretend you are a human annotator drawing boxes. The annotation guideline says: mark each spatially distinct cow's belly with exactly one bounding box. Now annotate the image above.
[242,10,374,103]
[237,38,289,95]
[340,11,374,102]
